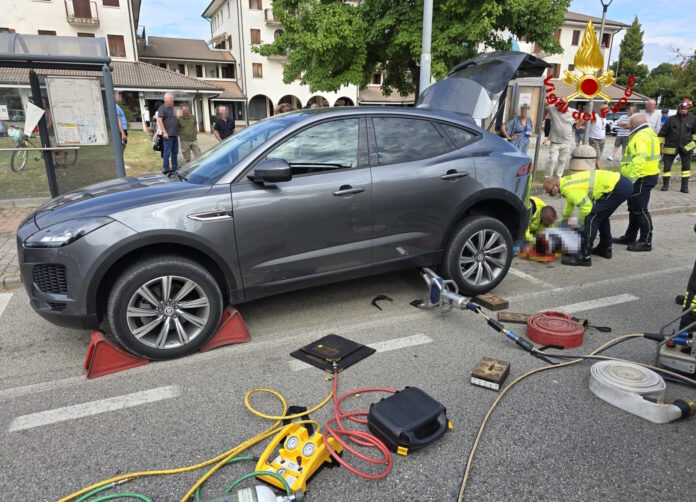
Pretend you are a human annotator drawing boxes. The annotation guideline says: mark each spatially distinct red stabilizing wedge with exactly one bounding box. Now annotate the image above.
[83,332,149,379]
[526,311,584,349]
[199,306,250,352]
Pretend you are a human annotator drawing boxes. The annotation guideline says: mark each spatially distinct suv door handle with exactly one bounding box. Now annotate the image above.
[333,185,365,196]
[441,170,470,180]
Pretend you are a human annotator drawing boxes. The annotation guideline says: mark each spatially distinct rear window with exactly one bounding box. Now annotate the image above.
[373,117,446,165]
[440,124,476,149]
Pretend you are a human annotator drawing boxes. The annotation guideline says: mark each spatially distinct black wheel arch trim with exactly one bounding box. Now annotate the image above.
[83,230,241,316]
[442,188,529,248]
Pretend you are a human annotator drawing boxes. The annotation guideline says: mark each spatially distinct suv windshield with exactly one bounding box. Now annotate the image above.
[179,115,303,184]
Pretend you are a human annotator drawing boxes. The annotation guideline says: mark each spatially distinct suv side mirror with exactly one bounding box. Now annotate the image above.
[252,158,292,183]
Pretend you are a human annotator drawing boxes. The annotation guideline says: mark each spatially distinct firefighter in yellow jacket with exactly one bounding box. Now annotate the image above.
[525,196,557,244]
[659,98,696,193]
[612,114,661,252]
[543,168,633,266]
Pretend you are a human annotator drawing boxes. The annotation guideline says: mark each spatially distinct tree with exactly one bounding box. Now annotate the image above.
[256,0,570,98]
[674,50,696,106]
[639,63,679,107]
[612,16,648,87]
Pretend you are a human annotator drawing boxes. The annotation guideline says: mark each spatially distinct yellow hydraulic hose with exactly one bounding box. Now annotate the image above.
[59,384,333,502]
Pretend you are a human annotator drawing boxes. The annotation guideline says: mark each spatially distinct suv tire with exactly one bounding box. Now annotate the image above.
[441,216,513,296]
[106,255,223,360]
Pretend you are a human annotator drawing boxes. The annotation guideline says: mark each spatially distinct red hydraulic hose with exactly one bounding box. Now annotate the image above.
[321,371,396,480]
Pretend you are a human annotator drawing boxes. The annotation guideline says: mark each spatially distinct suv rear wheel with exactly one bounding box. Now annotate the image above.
[106,256,223,360]
[441,216,513,296]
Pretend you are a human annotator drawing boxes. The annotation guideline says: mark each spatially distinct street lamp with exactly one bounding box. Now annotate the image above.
[583,0,613,144]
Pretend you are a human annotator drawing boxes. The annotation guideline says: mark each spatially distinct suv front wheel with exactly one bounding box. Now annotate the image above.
[441,216,513,296]
[105,256,223,360]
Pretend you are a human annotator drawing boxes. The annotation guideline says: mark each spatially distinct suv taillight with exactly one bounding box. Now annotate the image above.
[516,163,531,177]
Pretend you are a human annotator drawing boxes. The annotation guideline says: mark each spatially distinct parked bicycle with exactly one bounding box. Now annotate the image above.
[8,126,78,172]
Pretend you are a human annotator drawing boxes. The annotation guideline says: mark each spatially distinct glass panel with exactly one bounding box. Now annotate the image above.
[440,124,475,149]
[373,118,445,165]
[268,119,358,173]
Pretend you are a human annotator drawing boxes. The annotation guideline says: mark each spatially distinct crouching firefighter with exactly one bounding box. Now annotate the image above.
[612,114,661,252]
[659,98,696,193]
[543,168,633,266]
[525,196,557,244]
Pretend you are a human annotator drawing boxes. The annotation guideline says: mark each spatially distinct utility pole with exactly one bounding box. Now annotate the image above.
[583,0,612,144]
[419,0,433,97]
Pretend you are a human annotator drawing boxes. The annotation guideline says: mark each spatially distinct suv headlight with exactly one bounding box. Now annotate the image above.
[25,217,113,248]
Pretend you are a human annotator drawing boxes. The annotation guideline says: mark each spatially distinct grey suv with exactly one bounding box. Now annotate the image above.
[17,52,547,359]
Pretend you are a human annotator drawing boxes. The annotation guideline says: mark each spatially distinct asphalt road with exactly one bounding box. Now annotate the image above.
[1,212,696,502]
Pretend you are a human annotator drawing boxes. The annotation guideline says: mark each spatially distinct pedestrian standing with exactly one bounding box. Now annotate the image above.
[588,104,608,169]
[157,92,179,173]
[502,104,533,154]
[153,100,163,158]
[213,106,235,142]
[660,108,669,128]
[543,113,551,146]
[574,113,585,147]
[543,168,633,267]
[545,104,576,178]
[141,106,151,137]
[643,99,661,133]
[608,107,634,161]
[177,105,201,163]
[612,114,661,252]
[659,98,696,193]
[115,91,127,154]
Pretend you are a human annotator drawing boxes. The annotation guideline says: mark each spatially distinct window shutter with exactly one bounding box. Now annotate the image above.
[107,34,126,57]
[103,0,120,6]
[250,29,261,44]
[572,30,580,46]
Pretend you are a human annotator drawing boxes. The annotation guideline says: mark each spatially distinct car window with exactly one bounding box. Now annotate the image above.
[179,116,301,184]
[373,118,446,165]
[440,124,476,149]
[267,118,359,175]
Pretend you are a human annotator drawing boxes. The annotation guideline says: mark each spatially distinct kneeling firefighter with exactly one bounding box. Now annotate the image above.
[525,196,557,244]
[659,98,696,193]
[543,152,633,266]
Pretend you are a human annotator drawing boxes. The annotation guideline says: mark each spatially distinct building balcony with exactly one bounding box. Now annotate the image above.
[65,0,99,27]
[267,53,288,62]
[264,9,282,26]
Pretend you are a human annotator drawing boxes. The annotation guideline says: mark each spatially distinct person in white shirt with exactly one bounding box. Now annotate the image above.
[588,104,609,169]
[545,104,577,177]
[608,106,634,161]
[642,99,661,133]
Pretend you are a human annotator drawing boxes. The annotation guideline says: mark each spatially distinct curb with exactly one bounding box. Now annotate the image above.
[0,197,48,209]
[0,274,22,290]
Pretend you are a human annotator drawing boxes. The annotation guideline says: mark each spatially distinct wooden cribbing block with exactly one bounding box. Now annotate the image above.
[472,293,509,311]
[497,311,530,324]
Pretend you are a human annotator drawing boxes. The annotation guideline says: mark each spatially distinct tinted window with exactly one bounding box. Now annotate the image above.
[440,124,476,149]
[373,118,445,165]
[179,116,300,184]
[268,119,359,174]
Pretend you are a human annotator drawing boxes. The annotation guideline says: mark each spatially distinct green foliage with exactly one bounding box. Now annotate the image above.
[614,16,648,87]
[639,63,679,107]
[256,0,570,96]
[674,50,696,104]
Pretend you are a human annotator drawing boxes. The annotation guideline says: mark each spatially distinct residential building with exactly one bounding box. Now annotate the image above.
[202,0,360,119]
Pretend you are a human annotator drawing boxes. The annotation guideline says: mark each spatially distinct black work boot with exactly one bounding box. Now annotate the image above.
[627,242,652,252]
[592,246,612,259]
[661,178,669,191]
[611,236,634,245]
[562,254,592,266]
[681,178,689,193]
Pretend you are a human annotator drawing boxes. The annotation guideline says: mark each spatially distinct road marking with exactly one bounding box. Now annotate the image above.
[288,333,433,371]
[507,268,554,288]
[0,292,12,320]
[7,386,179,432]
[553,294,639,314]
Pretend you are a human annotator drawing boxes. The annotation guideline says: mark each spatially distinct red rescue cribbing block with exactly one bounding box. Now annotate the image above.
[84,307,250,378]
[526,311,584,349]
[83,332,149,379]
[199,306,250,352]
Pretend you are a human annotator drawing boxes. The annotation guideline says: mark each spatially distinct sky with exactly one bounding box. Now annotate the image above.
[139,0,693,70]
[570,0,693,69]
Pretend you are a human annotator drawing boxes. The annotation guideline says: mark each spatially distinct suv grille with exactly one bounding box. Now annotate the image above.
[33,264,68,294]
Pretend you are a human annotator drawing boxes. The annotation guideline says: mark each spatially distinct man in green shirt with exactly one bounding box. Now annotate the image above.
[177,105,201,162]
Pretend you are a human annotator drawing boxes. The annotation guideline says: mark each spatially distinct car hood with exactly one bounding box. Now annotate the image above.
[417,51,549,119]
[33,173,212,229]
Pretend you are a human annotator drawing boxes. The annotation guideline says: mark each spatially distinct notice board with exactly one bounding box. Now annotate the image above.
[45,76,108,146]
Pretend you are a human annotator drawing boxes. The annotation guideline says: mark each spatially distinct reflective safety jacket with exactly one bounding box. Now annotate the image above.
[658,112,696,154]
[525,196,548,242]
[620,124,661,182]
[560,169,620,223]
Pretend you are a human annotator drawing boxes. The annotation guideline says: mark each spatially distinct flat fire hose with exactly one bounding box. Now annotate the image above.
[588,361,694,424]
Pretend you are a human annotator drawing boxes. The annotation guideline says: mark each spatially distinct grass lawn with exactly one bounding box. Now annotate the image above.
[0,130,163,201]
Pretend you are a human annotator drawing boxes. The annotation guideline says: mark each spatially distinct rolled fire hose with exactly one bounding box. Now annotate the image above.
[589,361,695,424]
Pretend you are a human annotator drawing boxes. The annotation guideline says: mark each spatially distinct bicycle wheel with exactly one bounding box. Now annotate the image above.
[55,149,78,169]
[11,147,28,172]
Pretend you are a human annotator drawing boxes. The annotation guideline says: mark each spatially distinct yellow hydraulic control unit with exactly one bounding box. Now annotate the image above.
[256,423,342,493]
